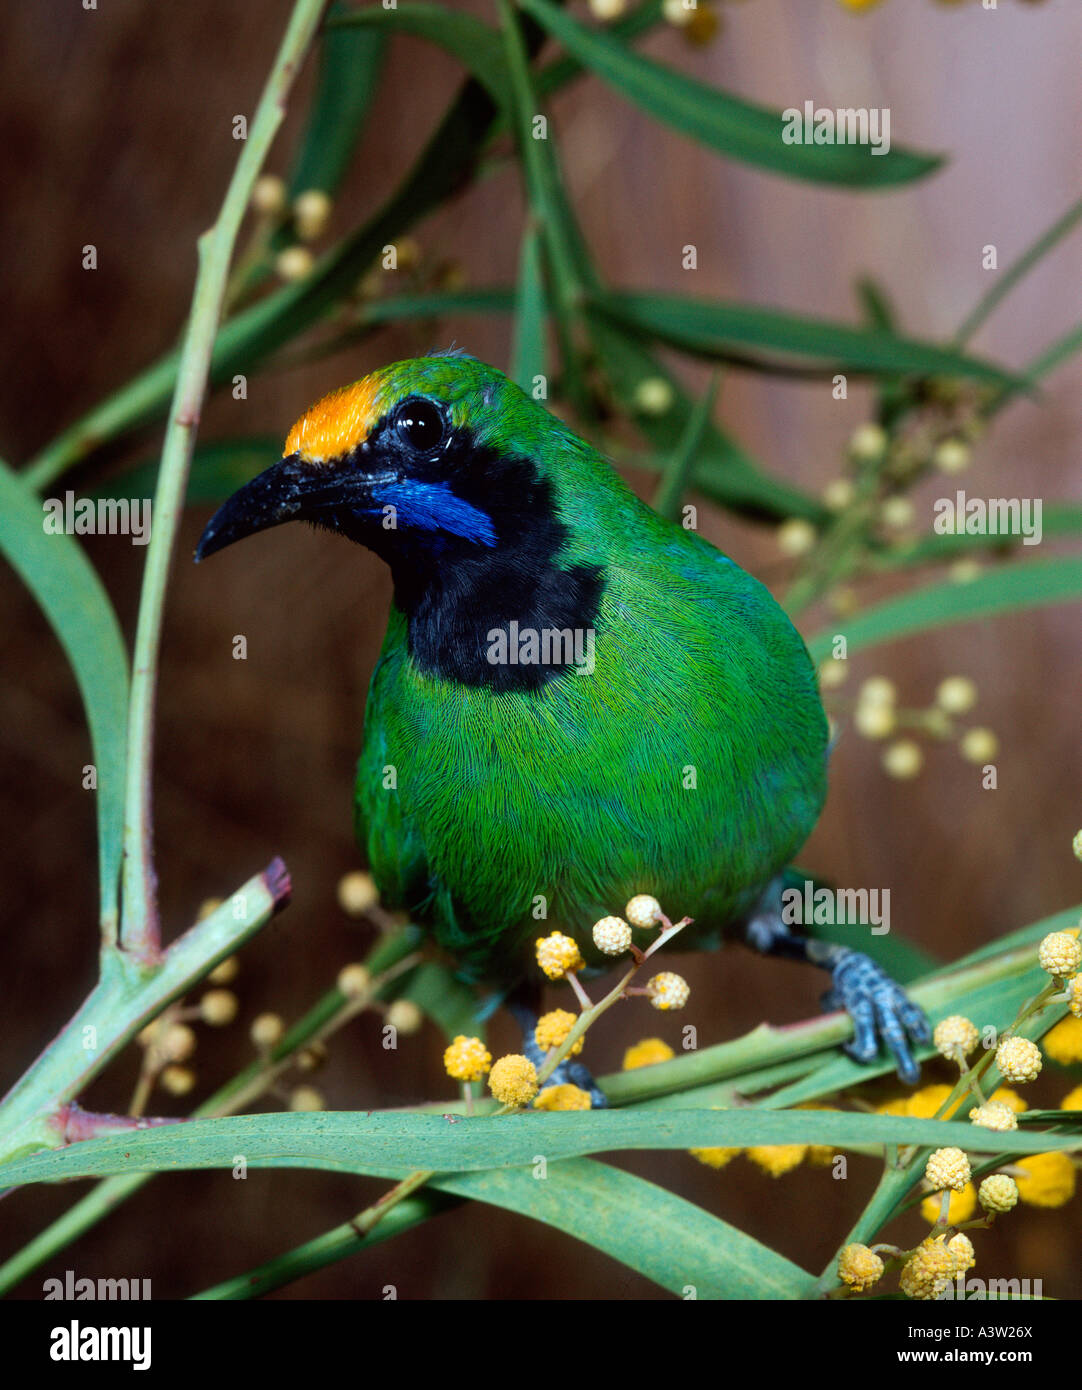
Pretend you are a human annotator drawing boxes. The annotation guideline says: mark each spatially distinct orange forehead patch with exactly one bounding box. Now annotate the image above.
[284,374,383,463]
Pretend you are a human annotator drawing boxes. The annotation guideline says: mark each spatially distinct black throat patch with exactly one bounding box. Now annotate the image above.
[383,434,605,692]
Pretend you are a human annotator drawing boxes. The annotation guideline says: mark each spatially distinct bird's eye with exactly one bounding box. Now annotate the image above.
[394,398,446,453]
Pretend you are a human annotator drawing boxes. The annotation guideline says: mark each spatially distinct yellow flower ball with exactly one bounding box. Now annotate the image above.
[859,676,896,707]
[822,478,855,511]
[690,1146,740,1170]
[1069,975,1082,1020]
[275,246,314,282]
[855,702,896,739]
[625,894,664,930]
[968,1101,1017,1132]
[289,1086,324,1112]
[1038,931,1082,978]
[1014,1152,1076,1208]
[337,963,371,998]
[535,932,585,980]
[160,1064,196,1096]
[592,915,633,955]
[533,1084,591,1111]
[747,1144,807,1177]
[633,377,675,415]
[935,676,978,715]
[995,1036,1043,1083]
[622,1038,674,1070]
[250,1012,284,1048]
[838,1243,884,1291]
[900,1237,958,1300]
[932,438,971,475]
[1060,1084,1082,1111]
[883,739,923,780]
[849,422,888,460]
[293,188,333,242]
[960,727,998,764]
[199,989,239,1026]
[647,972,690,1010]
[1037,1018,1082,1066]
[978,1174,1019,1214]
[337,871,379,917]
[934,1014,979,1060]
[251,174,287,216]
[907,1084,962,1119]
[818,659,849,690]
[386,1000,423,1035]
[534,1009,583,1056]
[777,518,817,557]
[925,1147,971,1192]
[947,1233,975,1272]
[488,1054,539,1106]
[443,1035,492,1083]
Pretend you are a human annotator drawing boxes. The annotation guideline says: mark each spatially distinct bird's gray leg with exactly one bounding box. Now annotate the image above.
[507,982,608,1108]
[739,877,930,1085]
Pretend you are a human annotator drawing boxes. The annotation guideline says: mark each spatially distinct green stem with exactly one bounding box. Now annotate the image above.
[0,862,291,1169]
[0,923,421,1295]
[119,0,328,958]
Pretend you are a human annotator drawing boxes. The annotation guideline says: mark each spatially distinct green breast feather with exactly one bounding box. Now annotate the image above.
[354,412,828,980]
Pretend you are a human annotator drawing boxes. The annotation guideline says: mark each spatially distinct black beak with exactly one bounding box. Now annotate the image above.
[194,453,387,562]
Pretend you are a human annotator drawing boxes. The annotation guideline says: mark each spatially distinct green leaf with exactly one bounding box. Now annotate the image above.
[954,193,1082,347]
[873,502,1082,570]
[196,1156,811,1300]
[2,1108,1079,1192]
[329,3,510,111]
[288,2,388,197]
[510,222,547,394]
[597,291,1024,385]
[435,1160,814,1300]
[0,462,128,932]
[652,372,719,521]
[807,554,1082,662]
[518,0,941,187]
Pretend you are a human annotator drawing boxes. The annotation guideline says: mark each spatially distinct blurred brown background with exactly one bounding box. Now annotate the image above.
[2,0,1080,1299]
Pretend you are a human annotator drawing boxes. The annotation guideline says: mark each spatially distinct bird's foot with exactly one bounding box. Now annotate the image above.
[821,949,931,1086]
[520,1035,608,1108]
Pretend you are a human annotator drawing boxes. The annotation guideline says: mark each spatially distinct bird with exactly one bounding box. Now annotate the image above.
[196,351,929,1093]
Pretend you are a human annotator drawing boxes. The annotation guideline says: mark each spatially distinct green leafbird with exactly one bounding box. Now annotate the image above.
[196,351,929,1093]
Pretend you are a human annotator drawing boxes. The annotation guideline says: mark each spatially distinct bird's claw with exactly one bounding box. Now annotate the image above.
[821,949,931,1086]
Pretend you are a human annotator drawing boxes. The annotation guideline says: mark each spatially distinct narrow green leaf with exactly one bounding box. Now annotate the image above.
[955,194,1082,346]
[435,1160,815,1300]
[0,462,128,932]
[872,502,1082,570]
[2,1108,1079,1192]
[652,372,719,521]
[598,291,1024,386]
[510,222,547,394]
[807,554,1082,662]
[518,0,941,187]
[195,1157,811,1300]
[288,2,388,196]
[329,3,510,111]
